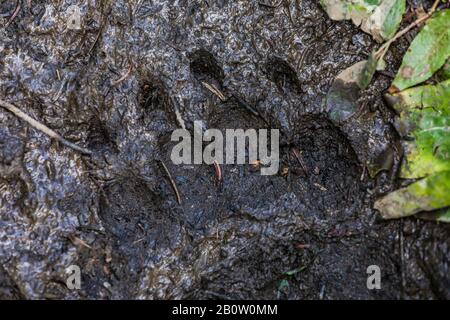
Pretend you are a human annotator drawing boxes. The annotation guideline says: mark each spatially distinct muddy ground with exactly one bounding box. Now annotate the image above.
[0,0,449,299]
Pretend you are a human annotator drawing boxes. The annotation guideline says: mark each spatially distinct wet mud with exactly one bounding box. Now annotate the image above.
[0,0,448,299]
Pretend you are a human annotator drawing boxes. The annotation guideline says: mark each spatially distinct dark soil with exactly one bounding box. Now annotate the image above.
[0,0,448,299]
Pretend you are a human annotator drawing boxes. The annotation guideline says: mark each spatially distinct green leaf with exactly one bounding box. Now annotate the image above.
[320,0,381,22]
[278,279,289,291]
[284,266,306,276]
[361,0,406,42]
[377,57,387,71]
[374,171,450,219]
[392,9,450,91]
[320,0,405,41]
[387,80,450,179]
[359,52,379,88]
[379,0,405,40]
[377,80,450,222]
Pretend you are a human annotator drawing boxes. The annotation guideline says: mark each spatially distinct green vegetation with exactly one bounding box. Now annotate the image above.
[322,1,450,222]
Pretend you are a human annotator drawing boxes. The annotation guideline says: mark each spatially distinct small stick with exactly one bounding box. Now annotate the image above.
[202,82,226,101]
[4,2,21,29]
[112,64,132,86]
[158,160,182,204]
[230,92,261,118]
[314,183,327,192]
[68,235,92,249]
[133,238,145,245]
[87,17,105,57]
[213,160,223,185]
[292,148,308,176]
[375,0,441,61]
[0,99,92,155]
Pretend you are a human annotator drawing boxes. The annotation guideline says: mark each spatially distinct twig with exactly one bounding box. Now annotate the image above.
[201,81,226,101]
[0,99,93,155]
[133,238,145,245]
[230,92,261,118]
[68,235,92,249]
[87,17,105,58]
[375,0,441,61]
[52,76,68,101]
[292,148,308,176]
[213,160,223,185]
[4,2,21,29]
[431,0,442,12]
[113,64,132,86]
[296,44,313,72]
[158,160,182,204]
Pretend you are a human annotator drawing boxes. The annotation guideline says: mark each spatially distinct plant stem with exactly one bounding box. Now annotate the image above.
[375,0,441,61]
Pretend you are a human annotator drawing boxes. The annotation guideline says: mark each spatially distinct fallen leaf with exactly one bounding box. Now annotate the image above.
[327,55,379,123]
[376,79,450,222]
[392,9,450,91]
[321,0,405,41]
[387,79,450,179]
[361,0,406,42]
[374,171,450,219]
